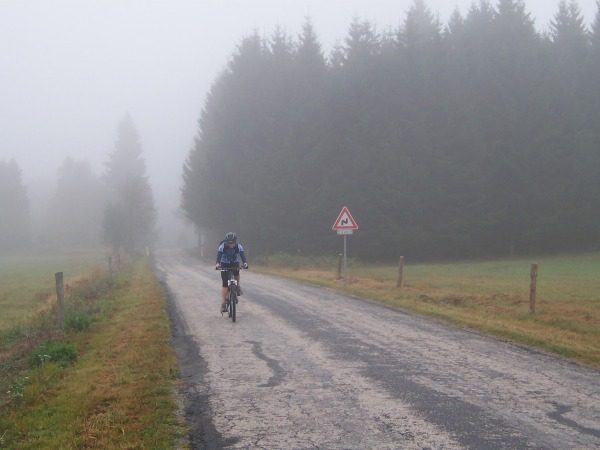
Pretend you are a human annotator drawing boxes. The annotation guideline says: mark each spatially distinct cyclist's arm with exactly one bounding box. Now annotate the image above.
[216,242,225,265]
[238,243,247,264]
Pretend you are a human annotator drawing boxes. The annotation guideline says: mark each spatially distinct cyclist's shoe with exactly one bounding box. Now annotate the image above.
[237,286,243,296]
[221,303,227,313]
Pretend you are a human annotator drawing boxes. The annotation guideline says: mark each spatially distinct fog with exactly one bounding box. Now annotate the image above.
[1,0,598,250]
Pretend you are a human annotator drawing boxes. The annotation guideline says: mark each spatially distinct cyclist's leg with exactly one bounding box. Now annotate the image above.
[233,268,242,295]
[220,270,229,311]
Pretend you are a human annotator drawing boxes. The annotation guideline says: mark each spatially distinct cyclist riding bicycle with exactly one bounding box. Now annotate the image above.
[216,232,248,313]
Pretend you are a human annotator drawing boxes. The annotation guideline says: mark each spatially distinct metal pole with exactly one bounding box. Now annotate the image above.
[343,234,347,285]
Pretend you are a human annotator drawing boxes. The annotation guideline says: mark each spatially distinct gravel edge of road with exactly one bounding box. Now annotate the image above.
[153,260,225,450]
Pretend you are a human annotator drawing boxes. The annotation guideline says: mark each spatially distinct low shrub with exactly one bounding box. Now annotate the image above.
[65,313,93,332]
[30,341,77,368]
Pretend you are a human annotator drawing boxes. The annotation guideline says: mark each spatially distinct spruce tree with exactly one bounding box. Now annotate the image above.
[590,1,600,65]
[47,158,104,248]
[550,1,589,64]
[296,18,326,76]
[0,160,29,251]
[103,115,156,253]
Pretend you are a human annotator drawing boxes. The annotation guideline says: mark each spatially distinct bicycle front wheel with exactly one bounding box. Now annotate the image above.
[229,289,237,322]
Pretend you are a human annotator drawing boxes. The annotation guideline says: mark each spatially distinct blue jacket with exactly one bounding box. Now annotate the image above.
[216,240,247,265]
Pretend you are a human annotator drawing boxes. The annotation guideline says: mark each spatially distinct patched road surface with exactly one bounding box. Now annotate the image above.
[154,250,600,450]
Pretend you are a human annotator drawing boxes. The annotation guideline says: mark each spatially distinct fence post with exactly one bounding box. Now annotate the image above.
[55,272,65,329]
[396,256,405,288]
[108,256,113,278]
[337,253,343,280]
[529,263,538,314]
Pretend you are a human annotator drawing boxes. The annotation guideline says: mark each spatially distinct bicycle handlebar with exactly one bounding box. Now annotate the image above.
[216,266,247,271]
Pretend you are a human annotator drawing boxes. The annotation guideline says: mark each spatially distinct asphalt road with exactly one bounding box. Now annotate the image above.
[154,250,600,450]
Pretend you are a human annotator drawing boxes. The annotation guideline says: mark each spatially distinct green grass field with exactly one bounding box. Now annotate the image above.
[256,252,600,367]
[0,257,183,449]
[0,253,106,333]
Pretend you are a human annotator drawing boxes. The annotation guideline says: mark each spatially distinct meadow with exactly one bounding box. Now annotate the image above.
[0,253,105,333]
[0,255,183,449]
[256,252,600,367]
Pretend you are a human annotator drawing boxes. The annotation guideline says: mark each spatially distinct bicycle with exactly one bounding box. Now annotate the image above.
[217,264,244,322]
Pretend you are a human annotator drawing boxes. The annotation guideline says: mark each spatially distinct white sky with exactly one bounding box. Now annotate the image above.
[0,0,597,229]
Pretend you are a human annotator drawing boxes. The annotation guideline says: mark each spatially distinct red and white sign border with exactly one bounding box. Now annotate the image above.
[332,206,358,231]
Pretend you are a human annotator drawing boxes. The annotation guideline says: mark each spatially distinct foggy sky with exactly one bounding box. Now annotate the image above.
[1,0,597,237]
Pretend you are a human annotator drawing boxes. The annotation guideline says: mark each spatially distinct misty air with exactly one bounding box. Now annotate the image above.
[1,1,599,448]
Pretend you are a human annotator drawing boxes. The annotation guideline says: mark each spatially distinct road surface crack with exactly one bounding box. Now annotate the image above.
[547,403,600,439]
[246,340,286,388]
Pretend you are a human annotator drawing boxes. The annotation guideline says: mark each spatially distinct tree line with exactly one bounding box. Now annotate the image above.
[182,0,600,260]
[0,116,155,254]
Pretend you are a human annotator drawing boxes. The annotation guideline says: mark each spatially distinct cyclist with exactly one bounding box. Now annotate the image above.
[216,232,248,313]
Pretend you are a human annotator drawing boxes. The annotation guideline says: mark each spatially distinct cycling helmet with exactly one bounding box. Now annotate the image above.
[225,232,237,242]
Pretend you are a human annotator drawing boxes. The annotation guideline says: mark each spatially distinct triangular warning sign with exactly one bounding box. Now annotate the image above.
[332,206,358,230]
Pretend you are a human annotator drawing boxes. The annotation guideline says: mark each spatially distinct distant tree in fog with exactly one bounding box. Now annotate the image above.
[103,115,156,253]
[45,158,105,249]
[0,159,29,251]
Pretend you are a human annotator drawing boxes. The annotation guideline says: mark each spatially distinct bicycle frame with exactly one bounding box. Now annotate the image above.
[219,264,241,322]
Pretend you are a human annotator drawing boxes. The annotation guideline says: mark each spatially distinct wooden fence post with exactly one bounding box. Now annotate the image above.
[337,253,343,280]
[55,272,65,329]
[396,256,405,288]
[108,256,113,278]
[529,263,538,314]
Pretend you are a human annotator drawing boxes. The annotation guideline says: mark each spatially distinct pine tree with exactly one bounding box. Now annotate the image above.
[103,115,156,253]
[585,1,600,248]
[343,18,381,68]
[46,158,105,248]
[445,8,465,49]
[0,160,29,251]
[182,33,272,249]
[590,1,600,65]
[551,1,589,63]
[400,0,441,55]
[296,18,326,75]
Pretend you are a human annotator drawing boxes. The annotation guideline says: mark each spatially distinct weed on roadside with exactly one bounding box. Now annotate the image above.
[65,313,93,332]
[29,341,77,368]
[7,376,29,401]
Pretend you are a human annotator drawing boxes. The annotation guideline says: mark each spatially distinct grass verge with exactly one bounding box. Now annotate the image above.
[0,258,184,449]
[0,253,105,333]
[255,252,600,368]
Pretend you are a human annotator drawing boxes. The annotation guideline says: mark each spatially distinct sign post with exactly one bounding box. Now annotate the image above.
[331,207,358,284]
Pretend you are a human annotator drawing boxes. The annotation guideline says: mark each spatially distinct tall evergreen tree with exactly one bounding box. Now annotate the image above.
[46,158,105,248]
[590,1,600,66]
[551,1,589,64]
[103,115,156,253]
[0,160,29,251]
[584,2,600,249]
[400,0,442,56]
[296,18,326,75]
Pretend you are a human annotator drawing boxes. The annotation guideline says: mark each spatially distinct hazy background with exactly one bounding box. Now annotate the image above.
[1,0,597,245]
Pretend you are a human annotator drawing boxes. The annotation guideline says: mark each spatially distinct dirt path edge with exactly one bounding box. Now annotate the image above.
[153,261,225,450]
